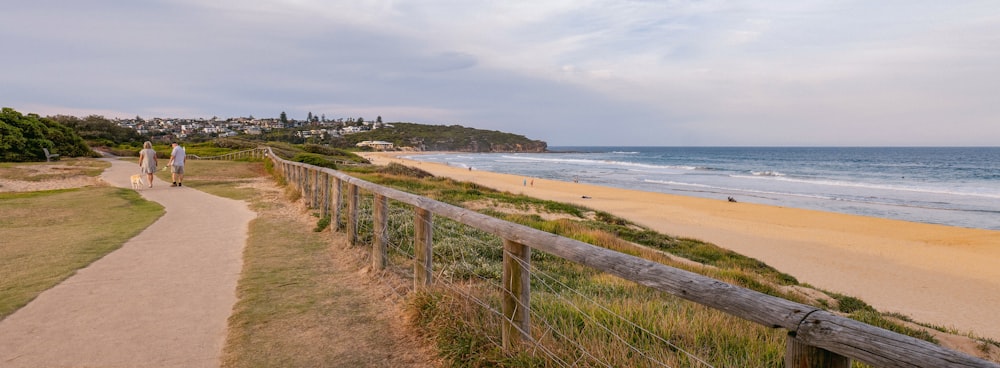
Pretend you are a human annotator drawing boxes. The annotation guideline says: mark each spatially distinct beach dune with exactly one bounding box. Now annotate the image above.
[361,152,1000,341]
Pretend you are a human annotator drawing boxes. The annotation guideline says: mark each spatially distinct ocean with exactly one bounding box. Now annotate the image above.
[403,147,1000,231]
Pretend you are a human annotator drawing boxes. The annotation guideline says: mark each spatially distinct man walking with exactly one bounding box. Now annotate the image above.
[169,142,187,187]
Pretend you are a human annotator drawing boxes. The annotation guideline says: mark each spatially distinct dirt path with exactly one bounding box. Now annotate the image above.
[0,158,256,367]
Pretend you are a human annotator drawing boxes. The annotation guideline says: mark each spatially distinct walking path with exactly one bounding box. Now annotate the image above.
[0,158,256,367]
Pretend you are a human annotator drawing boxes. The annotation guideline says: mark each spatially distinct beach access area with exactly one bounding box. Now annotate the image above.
[361,152,1000,341]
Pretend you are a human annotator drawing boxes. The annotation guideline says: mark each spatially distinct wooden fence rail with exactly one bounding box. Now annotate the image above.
[261,146,997,368]
[194,147,269,161]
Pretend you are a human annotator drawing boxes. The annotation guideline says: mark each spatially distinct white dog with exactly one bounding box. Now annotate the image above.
[130,174,145,190]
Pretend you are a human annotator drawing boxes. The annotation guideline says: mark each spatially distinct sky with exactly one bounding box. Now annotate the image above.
[2,1,998,146]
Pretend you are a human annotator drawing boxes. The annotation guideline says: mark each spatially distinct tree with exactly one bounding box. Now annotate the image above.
[50,115,144,146]
[280,111,288,126]
[307,112,313,122]
[0,108,93,161]
[376,115,382,124]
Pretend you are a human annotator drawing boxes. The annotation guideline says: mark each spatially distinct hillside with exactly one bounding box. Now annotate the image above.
[346,122,547,152]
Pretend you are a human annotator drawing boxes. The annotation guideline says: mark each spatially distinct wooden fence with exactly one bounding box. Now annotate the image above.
[193,147,269,161]
[259,146,997,368]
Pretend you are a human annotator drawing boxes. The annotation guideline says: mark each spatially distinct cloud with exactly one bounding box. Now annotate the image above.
[2,0,999,145]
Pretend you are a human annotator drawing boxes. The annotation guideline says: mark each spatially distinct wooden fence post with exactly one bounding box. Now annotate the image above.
[312,168,320,209]
[347,184,359,245]
[785,334,851,368]
[333,178,343,232]
[373,194,388,270]
[321,172,330,219]
[299,166,308,200]
[297,166,305,201]
[306,168,313,208]
[502,239,531,351]
[413,207,433,290]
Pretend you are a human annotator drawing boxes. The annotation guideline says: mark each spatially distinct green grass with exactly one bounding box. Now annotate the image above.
[0,187,164,319]
[169,160,267,201]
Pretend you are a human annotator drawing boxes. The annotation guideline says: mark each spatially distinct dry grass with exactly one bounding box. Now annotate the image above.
[218,161,439,367]
[0,158,107,181]
[0,186,163,319]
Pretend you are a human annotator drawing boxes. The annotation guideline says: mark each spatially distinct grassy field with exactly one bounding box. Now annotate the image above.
[0,185,164,319]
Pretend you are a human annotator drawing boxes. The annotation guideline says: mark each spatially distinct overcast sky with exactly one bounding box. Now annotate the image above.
[2,1,998,146]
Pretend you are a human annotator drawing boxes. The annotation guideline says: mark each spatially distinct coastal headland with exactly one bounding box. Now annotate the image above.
[360,151,1000,341]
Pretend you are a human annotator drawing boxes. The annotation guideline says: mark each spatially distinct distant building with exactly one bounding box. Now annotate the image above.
[355,140,394,150]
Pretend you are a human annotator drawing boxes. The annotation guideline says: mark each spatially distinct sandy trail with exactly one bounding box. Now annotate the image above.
[0,158,255,367]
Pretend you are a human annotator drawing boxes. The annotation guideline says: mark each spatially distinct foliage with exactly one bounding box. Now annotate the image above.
[214,137,263,151]
[48,114,145,147]
[377,162,434,178]
[301,143,370,164]
[290,153,338,169]
[346,122,548,152]
[0,107,96,162]
[314,215,331,232]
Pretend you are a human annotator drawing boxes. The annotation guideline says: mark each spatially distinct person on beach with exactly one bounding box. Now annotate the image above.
[138,141,157,188]
[168,142,187,187]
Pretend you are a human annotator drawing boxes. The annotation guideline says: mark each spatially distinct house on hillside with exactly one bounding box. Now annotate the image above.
[355,140,394,150]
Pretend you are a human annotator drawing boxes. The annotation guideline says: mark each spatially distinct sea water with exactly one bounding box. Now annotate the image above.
[403,147,1000,231]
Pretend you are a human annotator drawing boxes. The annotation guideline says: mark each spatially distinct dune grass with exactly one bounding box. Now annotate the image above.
[0,186,164,319]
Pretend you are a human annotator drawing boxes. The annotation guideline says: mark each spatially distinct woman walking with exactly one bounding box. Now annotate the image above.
[138,141,158,188]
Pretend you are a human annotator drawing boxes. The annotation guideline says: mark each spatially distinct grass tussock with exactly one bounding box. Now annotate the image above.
[0,186,163,319]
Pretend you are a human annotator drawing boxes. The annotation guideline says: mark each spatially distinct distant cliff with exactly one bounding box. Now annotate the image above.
[347,122,547,152]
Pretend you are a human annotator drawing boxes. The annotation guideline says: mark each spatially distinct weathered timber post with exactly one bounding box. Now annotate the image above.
[347,184,359,245]
[785,335,851,368]
[295,166,304,195]
[300,166,308,200]
[413,207,433,290]
[303,168,311,207]
[372,194,388,270]
[333,177,343,232]
[312,168,320,209]
[321,172,330,219]
[502,239,531,351]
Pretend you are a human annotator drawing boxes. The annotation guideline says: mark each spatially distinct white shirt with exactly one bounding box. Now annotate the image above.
[171,146,186,166]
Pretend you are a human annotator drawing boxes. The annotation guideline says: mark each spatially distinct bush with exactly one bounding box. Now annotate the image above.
[290,153,338,169]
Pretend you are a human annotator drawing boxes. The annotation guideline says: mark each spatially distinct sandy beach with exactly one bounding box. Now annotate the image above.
[361,152,1000,341]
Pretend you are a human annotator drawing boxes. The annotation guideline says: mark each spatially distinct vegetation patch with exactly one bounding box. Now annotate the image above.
[221,161,436,367]
[0,186,163,319]
[338,162,981,365]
